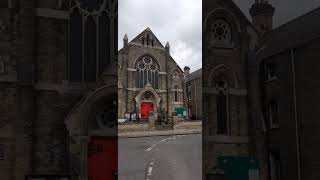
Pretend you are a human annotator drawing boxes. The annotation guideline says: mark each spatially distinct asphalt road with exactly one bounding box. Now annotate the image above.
[118,134,202,180]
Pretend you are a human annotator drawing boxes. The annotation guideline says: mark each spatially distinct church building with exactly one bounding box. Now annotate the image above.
[118,28,186,119]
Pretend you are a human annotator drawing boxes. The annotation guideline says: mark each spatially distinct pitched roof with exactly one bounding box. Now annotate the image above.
[129,27,165,48]
[186,68,202,81]
[258,6,320,59]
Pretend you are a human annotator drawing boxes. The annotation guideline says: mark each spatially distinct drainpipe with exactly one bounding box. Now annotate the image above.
[194,79,197,120]
[166,53,169,117]
[291,48,301,180]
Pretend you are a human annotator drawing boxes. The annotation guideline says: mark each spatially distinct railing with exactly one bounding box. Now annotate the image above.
[155,116,173,130]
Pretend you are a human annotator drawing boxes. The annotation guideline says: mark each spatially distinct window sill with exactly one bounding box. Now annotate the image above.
[269,126,280,130]
[264,76,278,84]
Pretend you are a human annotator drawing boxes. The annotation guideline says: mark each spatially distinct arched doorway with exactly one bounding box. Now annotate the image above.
[135,84,161,119]
[65,84,118,180]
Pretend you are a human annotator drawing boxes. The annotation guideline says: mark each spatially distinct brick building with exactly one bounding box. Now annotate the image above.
[257,6,320,180]
[185,67,202,120]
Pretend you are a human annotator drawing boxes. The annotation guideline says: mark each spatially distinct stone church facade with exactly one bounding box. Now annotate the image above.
[118,28,185,119]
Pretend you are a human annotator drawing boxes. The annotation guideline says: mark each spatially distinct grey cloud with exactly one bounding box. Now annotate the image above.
[119,0,202,72]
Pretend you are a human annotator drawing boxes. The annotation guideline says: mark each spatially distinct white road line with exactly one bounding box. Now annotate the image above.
[147,167,153,175]
[146,135,179,151]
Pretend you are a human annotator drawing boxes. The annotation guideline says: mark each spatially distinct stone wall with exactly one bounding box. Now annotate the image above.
[0,83,16,180]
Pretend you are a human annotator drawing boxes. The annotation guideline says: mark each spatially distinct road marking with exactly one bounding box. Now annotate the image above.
[147,167,153,175]
[146,135,180,151]
[146,144,156,151]
[145,159,155,180]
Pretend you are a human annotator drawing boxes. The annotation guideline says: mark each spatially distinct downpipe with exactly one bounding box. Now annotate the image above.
[291,48,301,180]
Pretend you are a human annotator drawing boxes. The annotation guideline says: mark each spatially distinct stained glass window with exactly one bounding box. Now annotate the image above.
[135,56,159,89]
[69,0,117,82]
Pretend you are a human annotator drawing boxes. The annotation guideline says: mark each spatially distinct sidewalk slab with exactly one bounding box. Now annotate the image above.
[118,128,202,138]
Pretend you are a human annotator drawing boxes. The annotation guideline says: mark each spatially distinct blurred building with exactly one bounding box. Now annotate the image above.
[257,6,320,180]
[203,0,320,180]
[203,0,260,179]
[0,1,118,180]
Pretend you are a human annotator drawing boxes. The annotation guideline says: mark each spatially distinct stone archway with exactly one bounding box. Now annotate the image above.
[135,83,161,118]
[65,83,118,180]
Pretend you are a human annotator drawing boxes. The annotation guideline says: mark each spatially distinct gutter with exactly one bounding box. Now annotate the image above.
[291,48,301,180]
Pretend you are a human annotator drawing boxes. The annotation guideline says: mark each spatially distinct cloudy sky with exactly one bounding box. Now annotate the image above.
[119,0,202,72]
[119,0,320,72]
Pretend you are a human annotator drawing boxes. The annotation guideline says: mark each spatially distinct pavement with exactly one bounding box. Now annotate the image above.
[118,134,202,180]
[118,128,202,138]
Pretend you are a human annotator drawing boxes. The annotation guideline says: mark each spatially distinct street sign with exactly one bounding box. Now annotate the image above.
[217,156,259,180]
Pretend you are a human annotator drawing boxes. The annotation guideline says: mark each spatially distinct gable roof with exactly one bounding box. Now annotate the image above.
[129,27,165,48]
[187,68,202,81]
[258,6,320,59]
[221,0,258,33]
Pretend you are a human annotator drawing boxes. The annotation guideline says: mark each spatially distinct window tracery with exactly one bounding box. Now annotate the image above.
[140,33,155,46]
[135,56,159,89]
[69,0,118,82]
[210,19,232,47]
[171,70,182,102]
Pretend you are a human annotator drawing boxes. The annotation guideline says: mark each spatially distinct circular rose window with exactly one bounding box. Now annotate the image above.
[210,19,232,45]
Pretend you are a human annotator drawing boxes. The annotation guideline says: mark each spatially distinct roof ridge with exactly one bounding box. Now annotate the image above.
[269,5,320,33]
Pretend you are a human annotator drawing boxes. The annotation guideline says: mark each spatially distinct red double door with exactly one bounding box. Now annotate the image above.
[141,102,154,119]
[88,137,118,180]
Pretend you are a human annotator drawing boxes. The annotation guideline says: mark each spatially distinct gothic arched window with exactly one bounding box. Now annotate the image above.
[216,79,228,135]
[69,0,118,83]
[210,19,232,47]
[172,84,179,102]
[0,56,4,73]
[135,56,159,89]
[172,70,182,102]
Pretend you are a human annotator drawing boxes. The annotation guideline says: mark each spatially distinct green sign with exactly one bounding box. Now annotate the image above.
[217,156,259,180]
[175,107,185,116]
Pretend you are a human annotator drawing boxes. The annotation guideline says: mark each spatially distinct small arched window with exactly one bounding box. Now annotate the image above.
[135,56,159,89]
[216,79,228,135]
[0,56,4,73]
[146,34,150,46]
[174,91,179,102]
